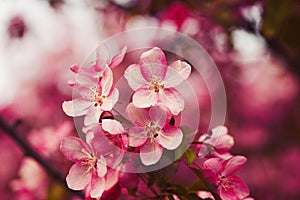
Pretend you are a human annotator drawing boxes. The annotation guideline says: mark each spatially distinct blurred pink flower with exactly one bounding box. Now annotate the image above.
[62,67,119,125]
[198,126,234,157]
[60,136,107,198]
[203,155,249,200]
[124,47,191,115]
[126,103,183,165]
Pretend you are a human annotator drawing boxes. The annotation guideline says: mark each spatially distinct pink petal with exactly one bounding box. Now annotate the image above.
[66,163,91,190]
[128,126,148,147]
[159,88,184,115]
[124,64,147,90]
[126,103,150,126]
[139,47,167,81]
[132,88,158,108]
[60,136,91,162]
[110,46,127,69]
[90,176,105,198]
[67,80,76,87]
[140,63,167,82]
[149,105,170,128]
[140,47,167,67]
[158,126,183,150]
[105,169,119,190]
[62,98,91,117]
[140,140,163,165]
[102,119,125,134]
[100,67,113,96]
[101,88,119,111]
[77,74,98,88]
[230,176,250,199]
[70,64,80,73]
[90,132,116,157]
[95,43,110,72]
[215,134,234,153]
[219,176,249,200]
[223,156,247,177]
[84,107,103,125]
[209,126,234,153]
[163,61,191,87]
[203,157,223,184]
[96,157,107,177]
[112,88,119,106]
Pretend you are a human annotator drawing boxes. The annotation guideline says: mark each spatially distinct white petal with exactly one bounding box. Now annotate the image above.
[62,98,91,117]
[102,119,125,134]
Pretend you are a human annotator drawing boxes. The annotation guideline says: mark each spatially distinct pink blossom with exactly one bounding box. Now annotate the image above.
[203,156,250,200]
[126,103,183,165]
[83,120,128,168]
[198,126,234,157]
[124,47,191,115]
[70,44,127,81]
[60,136,108,198]
[62,67,119,125]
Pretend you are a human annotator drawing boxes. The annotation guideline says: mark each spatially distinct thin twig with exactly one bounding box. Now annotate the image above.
[0,116,84,199]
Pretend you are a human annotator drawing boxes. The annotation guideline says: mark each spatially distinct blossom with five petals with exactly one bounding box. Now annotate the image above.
[126,103,183,165]
[60,136,108,199]
[203,155,250,200]
[124,47,191,115]
[62,67,119,125]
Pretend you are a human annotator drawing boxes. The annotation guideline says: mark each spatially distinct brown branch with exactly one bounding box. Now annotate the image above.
[0,115,84,199]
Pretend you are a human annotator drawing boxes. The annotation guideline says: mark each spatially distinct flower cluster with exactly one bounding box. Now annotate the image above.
[60,45,250,199]
[197,126,250,200]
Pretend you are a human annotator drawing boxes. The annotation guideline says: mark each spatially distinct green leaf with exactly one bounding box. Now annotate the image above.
[189,179,209,191]
[185,148,196,165]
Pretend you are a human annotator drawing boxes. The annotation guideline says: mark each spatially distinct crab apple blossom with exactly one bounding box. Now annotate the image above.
[124,47,191,115]
[198,126,234,158]
[60,136,108,198]
[126,103,183,166]
[62,67,119,125]
[83,120,128,168]
[203,155,250,200]
[69,44,127,81]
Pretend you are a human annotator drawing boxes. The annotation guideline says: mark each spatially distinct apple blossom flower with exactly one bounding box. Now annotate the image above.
[69,44,127,81]
[83,119,128,168]
[126,103,183,165]
[124,47,191,115]
[198,126,234,157]
[62,67,119,125]
[203,155,250,200]
[60,136,108,198]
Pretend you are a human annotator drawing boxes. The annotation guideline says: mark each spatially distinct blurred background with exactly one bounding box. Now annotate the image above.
[0,0,299,199]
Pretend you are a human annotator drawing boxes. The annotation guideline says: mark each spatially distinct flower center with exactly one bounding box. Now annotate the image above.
[219,177,233,190]
[94,91,105,107]
[149,81,164,93]
[80,149,97,174]
[145,122,161,142]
